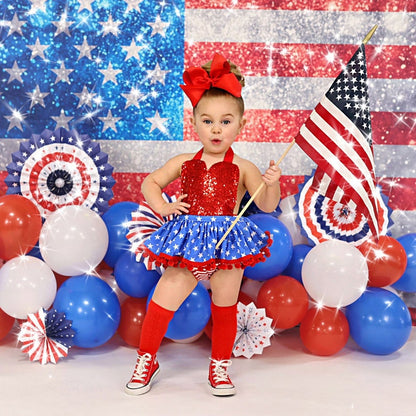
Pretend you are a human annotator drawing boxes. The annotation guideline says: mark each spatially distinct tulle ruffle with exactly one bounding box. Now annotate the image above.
[140,215,272,277]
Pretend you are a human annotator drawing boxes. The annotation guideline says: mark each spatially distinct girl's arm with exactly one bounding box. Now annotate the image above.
[141,154,191,216]
[242,159,281,213]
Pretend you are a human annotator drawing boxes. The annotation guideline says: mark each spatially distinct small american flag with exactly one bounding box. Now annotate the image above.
[295,43,379,237]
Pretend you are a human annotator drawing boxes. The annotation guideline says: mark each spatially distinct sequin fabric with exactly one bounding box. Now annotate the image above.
[181,147,239,216]
[141,147,272,280]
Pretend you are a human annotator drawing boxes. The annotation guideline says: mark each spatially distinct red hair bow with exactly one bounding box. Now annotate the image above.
[180,53,242,107]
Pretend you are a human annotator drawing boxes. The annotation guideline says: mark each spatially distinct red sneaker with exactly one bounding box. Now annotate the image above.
[125,351,160,395]
[208,358,236,396]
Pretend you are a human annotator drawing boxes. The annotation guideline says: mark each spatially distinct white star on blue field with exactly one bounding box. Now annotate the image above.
[0,0,185,141]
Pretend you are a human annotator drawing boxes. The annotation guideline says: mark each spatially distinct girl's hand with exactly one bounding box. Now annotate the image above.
[158,194,190,216]
[263,160,282,186]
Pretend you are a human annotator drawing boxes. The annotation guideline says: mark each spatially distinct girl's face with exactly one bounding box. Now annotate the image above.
[191,94,246,156]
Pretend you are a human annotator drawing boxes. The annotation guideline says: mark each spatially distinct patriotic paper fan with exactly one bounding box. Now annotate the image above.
[233,302,274,359]
[18,308,76,365]
[295,174,392,246]
[5,127,115,217]
[126,193,177,273]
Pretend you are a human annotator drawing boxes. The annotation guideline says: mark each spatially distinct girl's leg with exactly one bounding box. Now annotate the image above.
[152,266,198,310]
[139,266,198,354]
[125,267,197,395]
[208,268,244,396]
[210,268,243,359]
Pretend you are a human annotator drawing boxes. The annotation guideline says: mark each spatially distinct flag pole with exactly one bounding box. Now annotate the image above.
[215,25,378,250]
[215,140,295,250]
[363,24,378,45]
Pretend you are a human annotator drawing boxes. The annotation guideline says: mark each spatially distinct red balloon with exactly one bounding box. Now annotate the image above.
[0,308,15,341]
[118,297,148,347]
[54,272,70,290]
[96,260,113,272]
[238,291,253,306]
[300,307,349,356]
[0,195,42,261]
[257,275,309,329]
[358,235,407,287]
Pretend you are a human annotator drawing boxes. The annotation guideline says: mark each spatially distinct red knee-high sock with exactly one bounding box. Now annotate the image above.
[139,300,175,355]
[210,302,238,361]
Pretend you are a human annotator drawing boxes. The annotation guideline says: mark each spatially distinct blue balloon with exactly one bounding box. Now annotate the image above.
[114,251,161,298]
[244,214,293,281]
[102,201,139,267]
[148,282,211,340]
[346,287,412,355]
[392,233,416,292]
[282,244,313,283]
[27,241,43,260]
[53,275,121,348]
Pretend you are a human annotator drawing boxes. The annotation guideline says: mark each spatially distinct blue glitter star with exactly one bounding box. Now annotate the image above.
[0,0,185,141]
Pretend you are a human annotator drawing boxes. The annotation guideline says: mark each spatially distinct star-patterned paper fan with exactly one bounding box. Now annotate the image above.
[233,302,274,359]
[18,308,76,365]
[296,174,392,246]
[5,127,115,217]
[126,193,177,274]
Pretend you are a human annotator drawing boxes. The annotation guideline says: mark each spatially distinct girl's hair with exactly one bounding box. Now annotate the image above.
[195,59,245,115]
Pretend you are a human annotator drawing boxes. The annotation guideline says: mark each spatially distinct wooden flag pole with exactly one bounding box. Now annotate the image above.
[215,25,378,250]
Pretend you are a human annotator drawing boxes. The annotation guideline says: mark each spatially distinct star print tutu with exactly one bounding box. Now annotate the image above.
[140,214,271,279]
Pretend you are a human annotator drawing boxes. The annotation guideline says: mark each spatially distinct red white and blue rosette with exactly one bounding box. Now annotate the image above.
[126,193,177,274]
[5,127,115,217]
[233,302,274,359]
[295,174,392,246]
[18,308,75,365]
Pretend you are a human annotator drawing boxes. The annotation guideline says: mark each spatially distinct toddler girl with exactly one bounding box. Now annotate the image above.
[125,53,281,396]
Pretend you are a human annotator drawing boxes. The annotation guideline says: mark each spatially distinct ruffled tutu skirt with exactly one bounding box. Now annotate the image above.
[139,215,272,280]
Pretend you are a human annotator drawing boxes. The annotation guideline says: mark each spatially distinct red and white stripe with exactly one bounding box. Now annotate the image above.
[126,194,178,273]
[185,0,413,11]
[296,95,379,236]
[18,309,68,365]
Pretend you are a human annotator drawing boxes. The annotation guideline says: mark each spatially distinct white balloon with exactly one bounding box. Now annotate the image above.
[0,256,57,319]
[39,206,109,276]
[278,195,309,246]
[98,268,128,303]
[302,240,368,308]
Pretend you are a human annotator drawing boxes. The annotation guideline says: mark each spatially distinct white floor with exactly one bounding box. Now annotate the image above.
[1,325,415,416]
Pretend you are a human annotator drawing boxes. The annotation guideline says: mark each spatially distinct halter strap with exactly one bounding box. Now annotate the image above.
[193,147,234,162]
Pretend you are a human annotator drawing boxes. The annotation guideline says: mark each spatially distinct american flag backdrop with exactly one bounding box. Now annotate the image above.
[0,0,415,238]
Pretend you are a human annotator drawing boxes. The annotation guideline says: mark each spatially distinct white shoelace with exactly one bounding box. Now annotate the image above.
[131,353,152,383]
[210,358,232,383]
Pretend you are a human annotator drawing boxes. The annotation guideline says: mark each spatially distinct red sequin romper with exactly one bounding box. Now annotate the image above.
[141,147,271,280]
